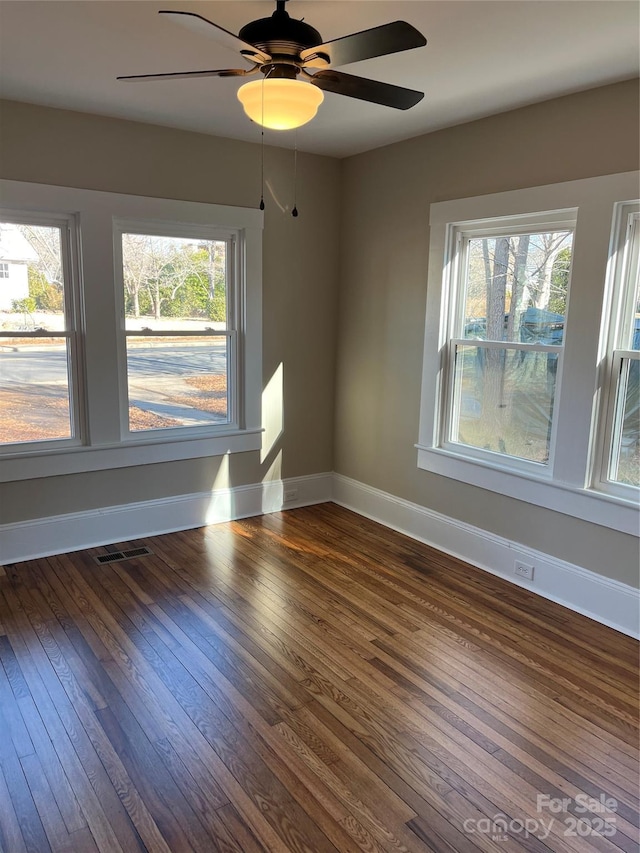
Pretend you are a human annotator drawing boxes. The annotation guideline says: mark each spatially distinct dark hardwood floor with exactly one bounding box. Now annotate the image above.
[0,503,637,853]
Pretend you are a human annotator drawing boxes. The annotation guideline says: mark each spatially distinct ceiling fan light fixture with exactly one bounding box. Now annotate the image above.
[237,78,324,130]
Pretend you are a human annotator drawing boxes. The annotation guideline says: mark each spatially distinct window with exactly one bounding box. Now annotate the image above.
[418,171,639,536]
[595,202,640,494]
[444,217,574,469]
[115,225,238,437]
[0,214,82,449]
[0,180,263,482]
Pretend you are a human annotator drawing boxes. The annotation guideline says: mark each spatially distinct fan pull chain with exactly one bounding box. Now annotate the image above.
[292,132,299,218]
[259,128,265,210]
[259,77,265,210]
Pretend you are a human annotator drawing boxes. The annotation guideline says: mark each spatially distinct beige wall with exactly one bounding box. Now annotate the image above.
[334,80,640,587]
[0,100,342,523]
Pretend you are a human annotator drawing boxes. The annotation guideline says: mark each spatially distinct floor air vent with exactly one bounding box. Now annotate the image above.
[94,546,152,565]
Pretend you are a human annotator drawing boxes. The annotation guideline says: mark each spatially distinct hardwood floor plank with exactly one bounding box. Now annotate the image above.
[1,752,52,853]
[0,653,35,758]
[57,827,100,853]
[272,721,429,853]
[20,752,71,852]
[0,634,31,700]
[15,694,87,835]
[215,803,270,853]
[0,759,29,853]
[94,704,212,853]
[151,738,235,841]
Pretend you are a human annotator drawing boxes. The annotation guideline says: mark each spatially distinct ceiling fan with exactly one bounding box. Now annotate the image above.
[118,0,427,130]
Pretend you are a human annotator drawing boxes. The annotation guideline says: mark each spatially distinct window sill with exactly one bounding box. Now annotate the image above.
[0,429,263,483]
[416,445,639,536]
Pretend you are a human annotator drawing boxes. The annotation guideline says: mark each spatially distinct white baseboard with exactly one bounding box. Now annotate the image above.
[333,474,640,639]
[0,473,332,566]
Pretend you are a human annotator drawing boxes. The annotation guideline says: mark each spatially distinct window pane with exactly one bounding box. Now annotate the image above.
[126,336,229,431]
[450,345,556,464]
[122,233,227,332]
[609,358,639,486]
[462,231,572,344]
[0,221,73,446]
[0,222,67,331]
[0,337,72,443]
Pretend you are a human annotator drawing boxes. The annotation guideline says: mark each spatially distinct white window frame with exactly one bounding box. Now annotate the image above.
[0,180,263,483]
[417,171,640,536]
[0,262,9,278]
[592,202,640,500]
[0,209,85,454]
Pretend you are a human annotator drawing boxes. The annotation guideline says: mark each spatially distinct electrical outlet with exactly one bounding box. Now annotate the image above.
[283,487,298,503]
[514,560,534,581]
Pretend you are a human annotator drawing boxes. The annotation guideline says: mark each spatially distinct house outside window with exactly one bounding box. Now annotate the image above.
[417,171,639,536]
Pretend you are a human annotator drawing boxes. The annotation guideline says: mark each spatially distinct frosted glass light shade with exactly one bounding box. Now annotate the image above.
[237,78,324,130]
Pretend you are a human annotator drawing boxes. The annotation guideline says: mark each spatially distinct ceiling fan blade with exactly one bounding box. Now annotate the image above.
[117,68,254,82]
[300,21,426,68]
[159,11,271,64]
[308,69,424,110]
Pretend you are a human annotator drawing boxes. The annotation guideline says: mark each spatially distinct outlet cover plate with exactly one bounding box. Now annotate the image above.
[514,560,534,581]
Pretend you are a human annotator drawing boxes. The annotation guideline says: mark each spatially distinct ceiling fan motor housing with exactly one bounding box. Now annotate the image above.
[239,4,324,62]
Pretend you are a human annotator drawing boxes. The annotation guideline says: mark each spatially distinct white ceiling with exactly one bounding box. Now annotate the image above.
[0,1,638,158]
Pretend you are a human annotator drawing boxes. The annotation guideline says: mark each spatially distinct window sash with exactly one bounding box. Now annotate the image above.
[600,351,639,493]
[116,228,236,334]
[617,214,640,352]
[453,229,574,344]
[449,338,562,353]
[592,203,640,497]
[113,221,241,440]
[122,330,235,338]
[0,213,84,453]
[443,340,563,471]
[442,221,572,471]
